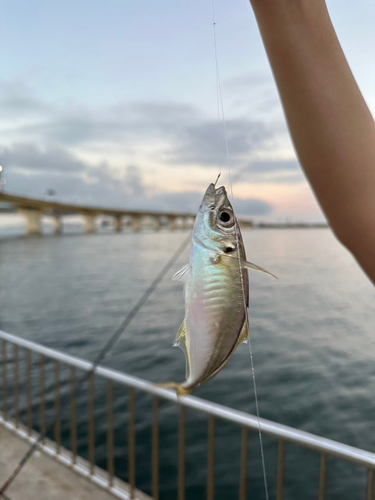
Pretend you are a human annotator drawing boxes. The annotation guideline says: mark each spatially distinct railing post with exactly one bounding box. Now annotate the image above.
[207,415,216,500]
[70,366,77,464]
[14,344,19,427]
[178,405,186,500]
[129,388,136,499]
[152,396,160,500]
[88,372,96,475]
[26,349,32,434]
[54,360,61,453]
[367,470,375,500]
[277,439,286,500]
[107,380,115,488]
[39,354,46,440]
[239,427,249,500]
[318,453,328,500]
[2,340,8,419]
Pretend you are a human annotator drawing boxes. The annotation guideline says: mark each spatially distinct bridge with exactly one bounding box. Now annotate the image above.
[0,191,253,236]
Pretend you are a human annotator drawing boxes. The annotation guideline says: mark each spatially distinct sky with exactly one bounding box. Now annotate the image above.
[1,0,375,222]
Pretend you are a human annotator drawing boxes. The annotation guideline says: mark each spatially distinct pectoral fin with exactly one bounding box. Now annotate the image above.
[172,264,191,282]
[243,260,278,280]
[173,322,190,379]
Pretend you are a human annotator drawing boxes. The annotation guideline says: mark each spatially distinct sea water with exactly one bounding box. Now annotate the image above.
[0,228,374,499]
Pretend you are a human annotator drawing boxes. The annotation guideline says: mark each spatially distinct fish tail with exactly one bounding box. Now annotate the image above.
[155,382,193,397]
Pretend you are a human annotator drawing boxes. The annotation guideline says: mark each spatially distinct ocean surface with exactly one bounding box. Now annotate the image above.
[0,226,374,499]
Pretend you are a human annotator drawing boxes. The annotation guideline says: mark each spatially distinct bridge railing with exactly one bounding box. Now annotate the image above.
[0,329,374,500]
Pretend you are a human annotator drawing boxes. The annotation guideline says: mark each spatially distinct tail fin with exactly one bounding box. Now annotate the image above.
[155,382,193,397]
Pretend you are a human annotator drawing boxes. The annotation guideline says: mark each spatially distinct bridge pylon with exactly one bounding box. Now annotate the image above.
[18,208,43,236]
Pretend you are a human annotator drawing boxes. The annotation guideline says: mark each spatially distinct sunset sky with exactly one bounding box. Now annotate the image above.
[1,0,375,222]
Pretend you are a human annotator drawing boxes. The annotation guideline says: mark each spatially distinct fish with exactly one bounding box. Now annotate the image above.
[162,183,276,396]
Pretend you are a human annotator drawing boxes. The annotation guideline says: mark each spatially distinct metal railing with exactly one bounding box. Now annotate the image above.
[0,329,375,500]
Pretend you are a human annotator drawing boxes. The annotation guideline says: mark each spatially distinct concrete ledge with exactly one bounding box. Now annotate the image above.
[0,418,151,500]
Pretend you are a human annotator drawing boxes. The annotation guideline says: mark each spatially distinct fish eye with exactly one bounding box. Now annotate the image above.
[224,246,234,254]
[220,212,231,222]
[218,210,234,227]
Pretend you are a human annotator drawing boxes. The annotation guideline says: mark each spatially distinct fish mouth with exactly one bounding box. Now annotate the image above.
[201,183,229,210]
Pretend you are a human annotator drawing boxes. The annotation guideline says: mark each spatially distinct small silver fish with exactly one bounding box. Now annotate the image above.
[163,183,276,395]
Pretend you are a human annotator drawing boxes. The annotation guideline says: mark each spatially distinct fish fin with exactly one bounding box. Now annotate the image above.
[172,264,191,282]
[238,319,249,345]
[155,382,193,396]
[173,322,187,347]
[243,260,278,280]
[173,322,191,379]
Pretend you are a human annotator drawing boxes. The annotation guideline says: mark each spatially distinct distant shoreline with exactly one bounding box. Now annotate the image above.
[254,223,328,229]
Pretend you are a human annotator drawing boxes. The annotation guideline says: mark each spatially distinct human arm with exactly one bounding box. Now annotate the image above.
[249,0,375,283]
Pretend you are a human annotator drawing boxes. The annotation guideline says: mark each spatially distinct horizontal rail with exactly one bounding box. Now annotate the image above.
[1,329,375,469]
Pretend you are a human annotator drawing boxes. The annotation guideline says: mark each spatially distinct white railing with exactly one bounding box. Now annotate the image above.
[0,329,374,500]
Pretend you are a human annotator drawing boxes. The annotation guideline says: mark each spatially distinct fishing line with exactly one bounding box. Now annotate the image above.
[210,2,269,498]
[211,0,226,178]
[0,234,191,499]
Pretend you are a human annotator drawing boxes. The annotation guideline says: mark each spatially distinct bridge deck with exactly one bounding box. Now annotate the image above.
[0,423,151,500]
[0,191,194,218]
[0,426,114,500]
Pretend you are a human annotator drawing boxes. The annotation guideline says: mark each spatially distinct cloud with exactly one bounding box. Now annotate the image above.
[18,114,125,146]
[225,72,274,89]
[0,80,274,168]
[167,118,270,166]
[224,72,285,116]
[231,197,273,216]
[0,142,87,174]
[7,100,198,146]
[122,165,146,197]
[248,160,300,173]
[0,141,137,203]
[4,160,145,206]
[129,101,197,127]
[2,145,273,215]
[0,81,49,117]
[15,103,271,169]
[232,159,304,184]
[0,81,277,216]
